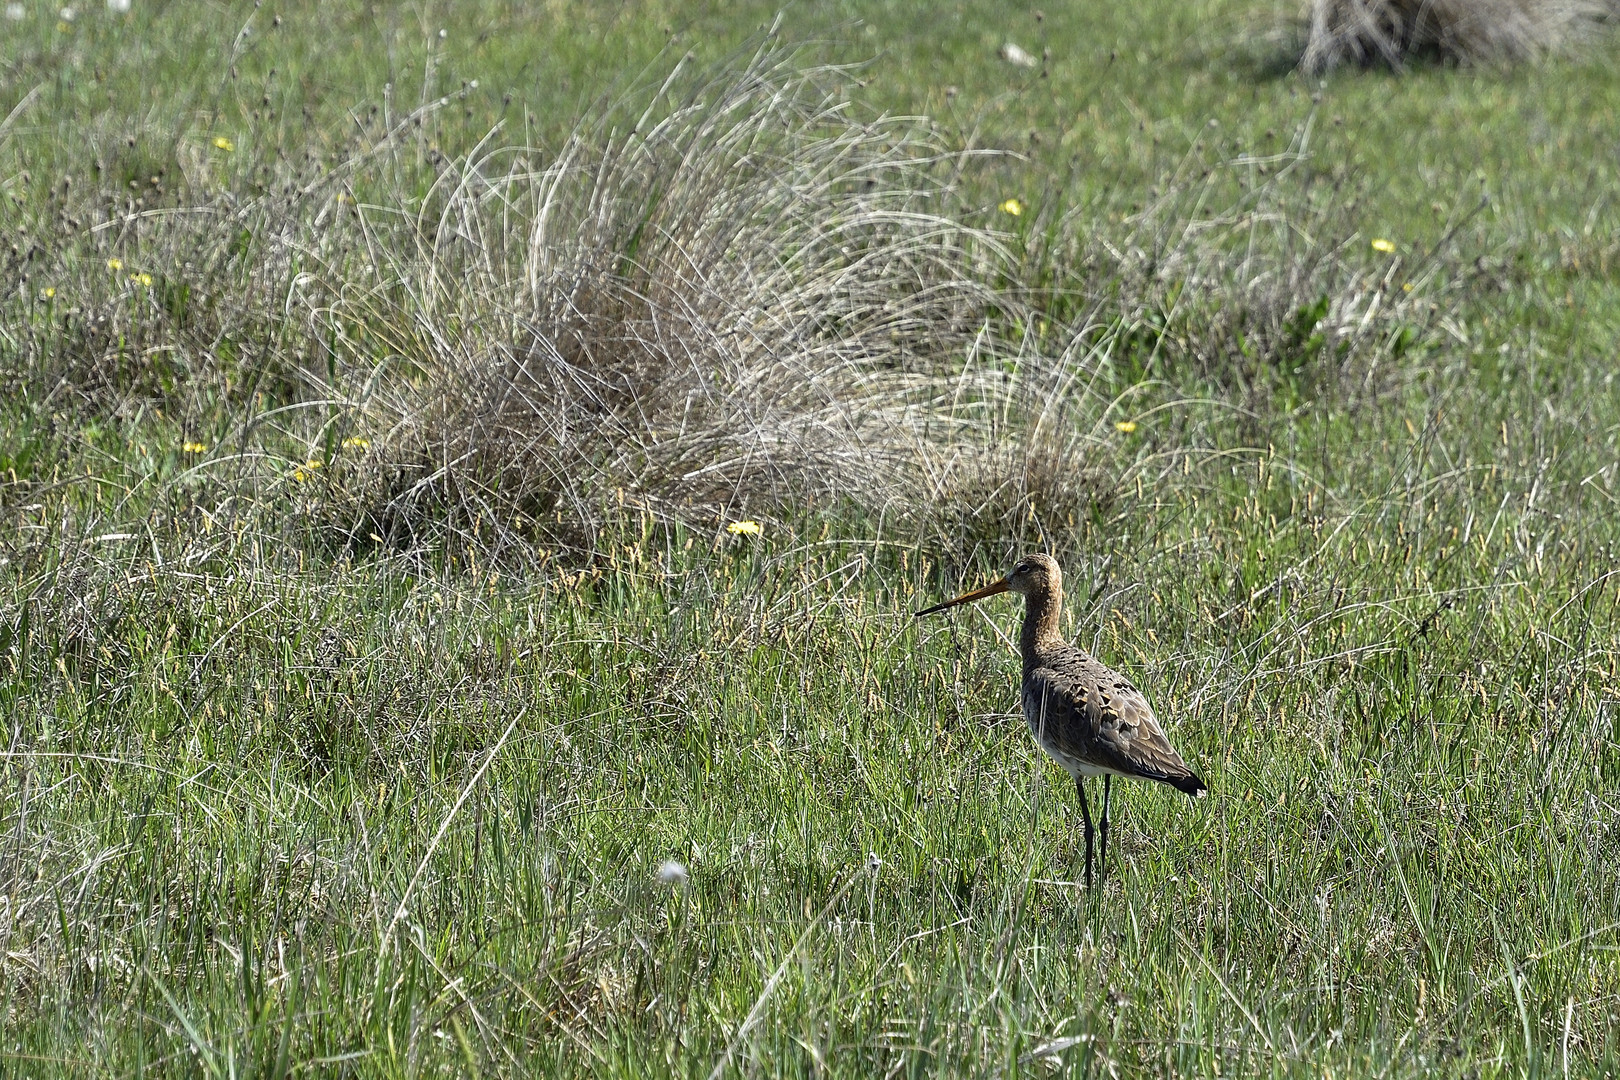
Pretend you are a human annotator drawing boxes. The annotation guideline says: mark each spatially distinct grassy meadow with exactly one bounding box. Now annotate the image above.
[3,0,1620,1075]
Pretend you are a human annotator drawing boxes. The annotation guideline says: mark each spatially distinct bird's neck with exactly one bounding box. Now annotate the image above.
[1020,585,1064,672]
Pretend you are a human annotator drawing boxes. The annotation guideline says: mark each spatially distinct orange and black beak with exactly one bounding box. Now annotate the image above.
[914,577,1011,616]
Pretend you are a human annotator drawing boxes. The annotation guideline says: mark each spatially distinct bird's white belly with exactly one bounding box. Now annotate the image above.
[1039,738,1129,779]
[1065,758,1127,779]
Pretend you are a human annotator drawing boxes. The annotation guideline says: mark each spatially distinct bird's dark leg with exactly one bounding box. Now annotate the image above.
[1098,774,1112,885]
[1075,775,1095,889]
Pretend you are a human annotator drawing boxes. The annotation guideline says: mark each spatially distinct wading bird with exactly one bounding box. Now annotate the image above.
[916,554,1206,887]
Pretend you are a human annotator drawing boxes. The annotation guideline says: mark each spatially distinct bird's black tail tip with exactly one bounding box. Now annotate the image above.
[1173,773,1209,798]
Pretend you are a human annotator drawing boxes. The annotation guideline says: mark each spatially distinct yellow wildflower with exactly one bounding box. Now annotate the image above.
[1114,420,1138,433]
[1402,281,1414,292]
[213,136,235,152]
[726,520,763,537]
[1370,238,1396,254]
[292,459,322,483]
[999,198,1024,216]
[182,441,207,454]
[106,258,123,271]
[42,287,55,299]
[132,272,153,287]
[341,436,370,450]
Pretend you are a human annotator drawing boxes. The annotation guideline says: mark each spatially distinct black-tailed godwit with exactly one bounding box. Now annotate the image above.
[916,553,1206,886]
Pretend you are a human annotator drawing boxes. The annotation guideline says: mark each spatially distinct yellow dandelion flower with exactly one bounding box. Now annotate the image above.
[133,272,153,287]
[1370,238,1396,254]
[341,436,370,450]
[213,136,235,152]
[182,441,207,454]
[726,520,763,537]
[999,198,1024,216]
[1114,420,1138,433]
[1402,281,1414,292]
[292,468,309,483]
[106,257,123,271]
[42,287,55,299]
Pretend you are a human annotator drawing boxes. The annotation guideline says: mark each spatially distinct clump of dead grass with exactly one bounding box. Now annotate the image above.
[1299,0,1612,72]
[285,45,1132,566]
[1,41,1445,572]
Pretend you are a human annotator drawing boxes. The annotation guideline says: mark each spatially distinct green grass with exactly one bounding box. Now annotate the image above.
[4,0,1620,1076]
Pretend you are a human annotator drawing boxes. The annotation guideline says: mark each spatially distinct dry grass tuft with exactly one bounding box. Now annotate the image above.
[374,52,1024,558]
[3,42,1439,571]
[268,46,1142,566]
[1299,0,1612,72]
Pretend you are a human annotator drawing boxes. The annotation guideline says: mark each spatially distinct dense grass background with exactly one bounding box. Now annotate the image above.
[4,1,1620,1076]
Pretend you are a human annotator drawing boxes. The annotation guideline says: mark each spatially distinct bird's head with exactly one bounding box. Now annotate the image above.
[914,552,1061,616]
[1005,553,1061,597]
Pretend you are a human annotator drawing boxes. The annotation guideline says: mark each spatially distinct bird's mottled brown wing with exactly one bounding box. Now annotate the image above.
[1022,645,1205,793]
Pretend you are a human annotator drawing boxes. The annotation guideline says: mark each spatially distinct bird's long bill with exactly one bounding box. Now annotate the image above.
[914,578,1011,616]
